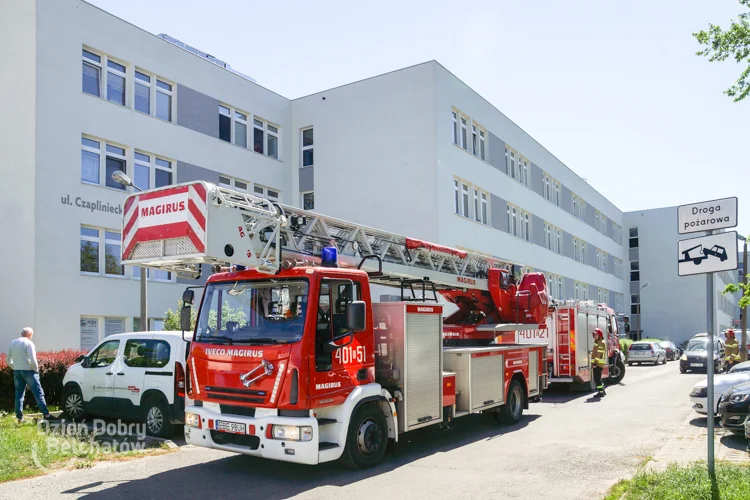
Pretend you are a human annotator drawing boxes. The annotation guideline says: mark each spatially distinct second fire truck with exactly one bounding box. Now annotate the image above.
[121,180,550,469]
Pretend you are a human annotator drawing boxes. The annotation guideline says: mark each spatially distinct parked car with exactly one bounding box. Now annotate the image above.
[719,380,750,435]
[679,337,726,373]
[62,331,190,437]
[628,341,667,365]
[689,361,750,416]
[659,341,679,361]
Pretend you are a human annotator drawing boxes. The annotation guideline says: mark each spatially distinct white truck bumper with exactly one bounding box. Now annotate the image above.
[183,405,321,465]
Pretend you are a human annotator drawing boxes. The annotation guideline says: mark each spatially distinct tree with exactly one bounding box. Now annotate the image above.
[694,0,750,102]
[162,300,247,332]
[163,300,197,331]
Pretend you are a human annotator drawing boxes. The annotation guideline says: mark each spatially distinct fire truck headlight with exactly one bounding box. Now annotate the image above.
[185,412,202,429]
[271,425,313,441]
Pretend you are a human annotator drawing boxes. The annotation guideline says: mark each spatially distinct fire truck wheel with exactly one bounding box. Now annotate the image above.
[340,403,388,469]
[497,380,524,425]
[143,396,174,438]
[608,358,626,385]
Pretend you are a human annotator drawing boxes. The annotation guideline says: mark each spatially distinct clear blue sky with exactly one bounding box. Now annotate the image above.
[89,0,749,237]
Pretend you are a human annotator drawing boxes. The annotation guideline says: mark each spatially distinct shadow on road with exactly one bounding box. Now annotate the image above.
[719,433,748,451]
[688,417,719,429]
[64,413,540,500]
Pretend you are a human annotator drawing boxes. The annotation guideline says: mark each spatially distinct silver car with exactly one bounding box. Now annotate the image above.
[628,341,667,365]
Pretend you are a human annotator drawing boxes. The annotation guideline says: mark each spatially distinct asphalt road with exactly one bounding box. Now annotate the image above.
[1,362,705,500]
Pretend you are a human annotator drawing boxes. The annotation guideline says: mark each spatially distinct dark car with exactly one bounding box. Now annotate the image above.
[660,341,679,361]
[679,338,726,373]
[719,380,750,435]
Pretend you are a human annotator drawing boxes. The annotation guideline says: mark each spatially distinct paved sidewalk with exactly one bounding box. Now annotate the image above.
[648,413,748,471]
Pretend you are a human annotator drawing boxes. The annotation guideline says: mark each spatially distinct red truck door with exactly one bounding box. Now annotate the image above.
[310,276,374,405]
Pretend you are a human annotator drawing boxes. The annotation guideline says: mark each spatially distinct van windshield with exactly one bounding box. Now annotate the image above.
[195,279,309,345]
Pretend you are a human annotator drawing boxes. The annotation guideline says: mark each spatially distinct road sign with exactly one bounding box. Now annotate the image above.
[678,197,738,234]
[678,231,738,276]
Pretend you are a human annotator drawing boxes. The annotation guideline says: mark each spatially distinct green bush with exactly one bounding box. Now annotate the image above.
[0,350,86,411]
[620,338,633,359]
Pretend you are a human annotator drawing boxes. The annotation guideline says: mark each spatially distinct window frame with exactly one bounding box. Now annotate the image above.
[479,130,486,160]
[451,112,458,145]
[254,184,280,201]
[301,127,314,168]
[133,150,173,192]
[80,226,125,278]
[105,57,127,106]
[81,135,128,192]
[219,174,250,192]
[460,117,468,150]
[301,191,314,210]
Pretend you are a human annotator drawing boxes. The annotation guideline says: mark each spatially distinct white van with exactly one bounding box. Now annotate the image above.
[62,331,191,437]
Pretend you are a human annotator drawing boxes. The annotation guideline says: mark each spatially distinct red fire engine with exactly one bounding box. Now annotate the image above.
[121,181,549,469]
[498,301,626,389]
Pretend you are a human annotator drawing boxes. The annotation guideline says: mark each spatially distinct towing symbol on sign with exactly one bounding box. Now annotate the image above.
[678,244,728,265]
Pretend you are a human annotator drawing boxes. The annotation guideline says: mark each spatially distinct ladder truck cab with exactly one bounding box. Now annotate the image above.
[499,300,626,388]
[121,181,549,469]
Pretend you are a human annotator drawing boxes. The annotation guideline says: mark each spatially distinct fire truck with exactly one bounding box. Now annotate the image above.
[498,301,626,389]
[121,180,549,469]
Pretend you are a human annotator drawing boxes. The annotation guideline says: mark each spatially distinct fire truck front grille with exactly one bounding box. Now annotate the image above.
[220,405,256,418]
[210,431,260,449]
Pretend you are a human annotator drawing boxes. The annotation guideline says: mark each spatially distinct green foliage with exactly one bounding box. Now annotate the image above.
[693,0,750,102]
[79,242,98,273]
[604,461,750,500]
[724,278,750,309]
[162,300,197,332]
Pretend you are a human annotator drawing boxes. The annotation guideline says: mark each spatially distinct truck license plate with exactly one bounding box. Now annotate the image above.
[690,363,703,367]
[216,421,246,434]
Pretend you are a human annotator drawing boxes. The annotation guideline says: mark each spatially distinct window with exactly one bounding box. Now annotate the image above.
[574,282,581,300]
[520,158,529,187]
[522,211,530,241]
[81,136,127,190]
[254,184,280,201]
[479,130,486,160]
[132,266,172,282]
[580,241,585,263]
[480,192,488,225]
[105,318,126,337]
[471,124,478,155]
[460,117,468,150]
[544,175,551,201]
[134,71,151,114]
[474,189,480,222]
[572,195,578,218]
[134,152,172,191]
[132,317,166,332]
[573,238,579,261]
[155,79,173,121]
[452,112,458,145]
[219,175,250,192]
[614,258,623,278]
[629,227,639,248]
[630,261,640,282]
[124,339,171,368]
[106,59,126,106]
[234,111,248,148]
[82,49,102,97]
[508,149,517,179]
[579,198,587,220]
[88,340,120,368]
[219,105,231,142]
[545,224,553,250]
[301,128,314,167]
[558,277,563,300]
[80,226,123,277]
[509,206,519,236]
[631,294,639,315]
[596,250,601,270]
[600,213,608,234]
[554,182,560,206]
[454,180,460,215]
[614,224,623,244]
[302,192,314,210]
[602,251,608,272]
[461,183,470,217]
[254,118,279,159]
[556,229,562,254]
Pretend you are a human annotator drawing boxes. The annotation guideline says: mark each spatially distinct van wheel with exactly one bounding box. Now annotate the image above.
[63,386,86,421]
[497,380,524,424]
[143,397,174,438]
[340,403,388,470]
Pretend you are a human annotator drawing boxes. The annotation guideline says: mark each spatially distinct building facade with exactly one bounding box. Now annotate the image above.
[1,0,735,352]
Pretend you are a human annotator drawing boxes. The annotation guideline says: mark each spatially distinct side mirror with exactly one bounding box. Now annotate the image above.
[346,301,366,332]
[180,305,192,338]
[182,289,195,305]
[81,357,91,368]
[75,355,85,363]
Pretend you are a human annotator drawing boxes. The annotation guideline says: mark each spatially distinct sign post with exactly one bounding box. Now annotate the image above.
[677,197,738,477]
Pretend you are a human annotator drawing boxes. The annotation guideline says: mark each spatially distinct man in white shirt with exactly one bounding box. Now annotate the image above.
[8,327,54,422]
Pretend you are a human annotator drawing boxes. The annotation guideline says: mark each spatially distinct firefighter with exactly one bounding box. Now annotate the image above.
[725,329,740,371]
[591,328,607,397]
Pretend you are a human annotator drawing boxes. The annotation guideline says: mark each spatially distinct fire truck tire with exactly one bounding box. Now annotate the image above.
[497,380,524,425]
[607,358,626,385]
[340,403,388,470]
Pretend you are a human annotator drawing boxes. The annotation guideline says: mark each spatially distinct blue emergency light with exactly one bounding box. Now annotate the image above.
[321,247,339,268]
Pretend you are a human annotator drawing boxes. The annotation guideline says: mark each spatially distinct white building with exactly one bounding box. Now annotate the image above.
[1,0,734,353]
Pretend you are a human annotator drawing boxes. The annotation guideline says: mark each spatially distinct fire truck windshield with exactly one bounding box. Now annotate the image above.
[195,279,309,345]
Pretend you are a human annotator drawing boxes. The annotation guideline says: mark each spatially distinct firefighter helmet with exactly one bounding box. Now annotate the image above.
[593,328,604,339]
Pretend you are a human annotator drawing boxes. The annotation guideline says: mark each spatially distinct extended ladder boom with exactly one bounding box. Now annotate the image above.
[121,181,521,291]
